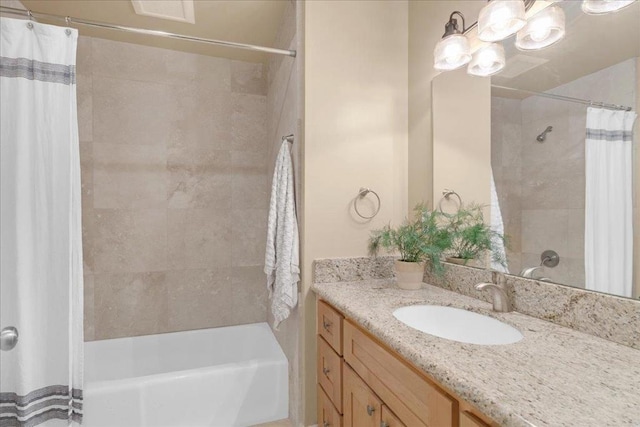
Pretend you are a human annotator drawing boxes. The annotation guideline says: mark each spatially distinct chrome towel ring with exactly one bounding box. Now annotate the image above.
[354,187,381,219]
[438,188,462,216]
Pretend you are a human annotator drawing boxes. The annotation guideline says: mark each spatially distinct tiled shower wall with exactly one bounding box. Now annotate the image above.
[265,1,302,424]
[78,37,270,340]
[492,58,637,288]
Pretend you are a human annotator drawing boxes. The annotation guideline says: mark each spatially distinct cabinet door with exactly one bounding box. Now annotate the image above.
[343,362,381,427]
[460,410,490,427]
[318,385,342,427]
[381,405,405,427]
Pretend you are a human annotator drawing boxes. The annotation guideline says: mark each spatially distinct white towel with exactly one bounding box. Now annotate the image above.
[264,140,300,329]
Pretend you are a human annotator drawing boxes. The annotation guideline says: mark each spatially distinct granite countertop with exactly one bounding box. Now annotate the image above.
[312,279,640,427]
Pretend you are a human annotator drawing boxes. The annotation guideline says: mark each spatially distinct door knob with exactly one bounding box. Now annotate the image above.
[0,326,18,351]
[367,405,376,416]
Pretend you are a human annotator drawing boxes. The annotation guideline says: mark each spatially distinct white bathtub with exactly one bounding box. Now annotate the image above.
[83,322,288,427]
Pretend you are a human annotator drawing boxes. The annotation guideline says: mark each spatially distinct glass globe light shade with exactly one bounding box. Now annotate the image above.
[582,0,636,14]
[467,43,506,76]
[516,5,566,50]
[434,34,472,71]
[478,0,527,42]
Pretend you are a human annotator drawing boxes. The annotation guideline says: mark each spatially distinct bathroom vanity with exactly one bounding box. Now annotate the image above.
[317,299,493,427]
[313,277,640,427]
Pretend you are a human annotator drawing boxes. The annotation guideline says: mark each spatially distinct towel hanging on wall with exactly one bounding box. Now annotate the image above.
[264,139,300,329]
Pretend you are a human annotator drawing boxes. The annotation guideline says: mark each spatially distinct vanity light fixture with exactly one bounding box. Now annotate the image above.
[434,12,472,71]
[434,0,637,76]
[516,5,565,50]
[467,43,506,76]
[581,0,636,14]
[478,0,527,42]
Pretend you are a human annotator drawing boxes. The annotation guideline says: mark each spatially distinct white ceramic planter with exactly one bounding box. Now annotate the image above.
[394,260,425,290]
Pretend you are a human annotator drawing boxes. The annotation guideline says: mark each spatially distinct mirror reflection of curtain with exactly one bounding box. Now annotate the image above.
[585,107,637,297]
[0,17,84,426]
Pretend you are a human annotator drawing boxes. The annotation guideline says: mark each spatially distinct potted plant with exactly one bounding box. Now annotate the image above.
[368,204,451,290]
[442,203,507,269]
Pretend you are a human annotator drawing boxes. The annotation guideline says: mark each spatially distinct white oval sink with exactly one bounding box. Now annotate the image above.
[393,305,523,345]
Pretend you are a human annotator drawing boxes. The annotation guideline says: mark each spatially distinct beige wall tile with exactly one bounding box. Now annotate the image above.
[231,150,269,175]
[93,143,167,209]
[231,61,267,96]
[166,268,234,331]
[231,93,268,153]
[93,271,168,339]
[84,274,95,341]
[93,76,173,147]
[91,38,232,89]
[521,209,569,256]
[76,36,93,76]
[82,38,271,340]
[167,209,232,270]
[92,209,167,273]
[80,142,93,213]
[76,73,93,143]
[168,83,233,150]
[231,266,268,324]
[231,209,268,267]
[232,174,269,210]
[167,148,231,209]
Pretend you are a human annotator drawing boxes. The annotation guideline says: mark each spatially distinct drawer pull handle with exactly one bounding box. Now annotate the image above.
[322,367,330,376]
[323,423,330,427]
[380,422,389,427]
[322,320,332,331]
[367,405,375,416]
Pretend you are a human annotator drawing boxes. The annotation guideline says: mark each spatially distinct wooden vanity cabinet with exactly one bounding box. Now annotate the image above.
[317,299,496,427]
[343,362,406,427]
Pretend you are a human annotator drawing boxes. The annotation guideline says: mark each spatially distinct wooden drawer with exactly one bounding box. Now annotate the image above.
[343,362,382,427]
[318,336,343,413]
[343,320,456,427]
[318,384,342,427]
[382,405,406,427]
[460,410,490,427]
[318,300,343,355]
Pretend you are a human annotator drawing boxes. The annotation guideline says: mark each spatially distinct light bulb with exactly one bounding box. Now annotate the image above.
[434,34,472,71]
[478,0,527,42]
[516,5,565,50]
[467,43,506,77]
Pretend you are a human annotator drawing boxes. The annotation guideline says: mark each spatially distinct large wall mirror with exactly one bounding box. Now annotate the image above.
[432,0,639,299]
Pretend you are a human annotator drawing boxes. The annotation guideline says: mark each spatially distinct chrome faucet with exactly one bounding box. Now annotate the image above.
[475,271,512,313]
[520,266,544,279]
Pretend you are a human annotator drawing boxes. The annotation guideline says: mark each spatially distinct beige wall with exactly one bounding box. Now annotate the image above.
[408,1,485,211]
[302,1,409,423]
[432,69,491,220]
[265,1,302,424]
[78,37,270,340]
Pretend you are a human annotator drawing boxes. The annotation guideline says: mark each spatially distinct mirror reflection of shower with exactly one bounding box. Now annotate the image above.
[536,126,553,142]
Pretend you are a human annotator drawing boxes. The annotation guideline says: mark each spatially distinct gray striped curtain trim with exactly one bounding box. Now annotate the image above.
[0,57,76,85]
[586,129,633,142]
[0,386,82,426]
[0,385,81,406]
[0,408,74,427]
[0,398,71,417]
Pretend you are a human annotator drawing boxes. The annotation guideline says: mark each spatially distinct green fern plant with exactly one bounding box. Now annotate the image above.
[442,203,508,268]
[368,204,451,274]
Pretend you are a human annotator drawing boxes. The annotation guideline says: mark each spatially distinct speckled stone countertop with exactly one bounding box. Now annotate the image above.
[312,279,640,427]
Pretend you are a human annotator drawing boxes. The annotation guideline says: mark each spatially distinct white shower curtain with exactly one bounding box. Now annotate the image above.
[0,17,83,426]
[585,107,637,297]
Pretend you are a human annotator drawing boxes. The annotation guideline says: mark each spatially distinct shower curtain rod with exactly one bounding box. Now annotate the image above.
[0,6,297,58]
[492,85,632,112]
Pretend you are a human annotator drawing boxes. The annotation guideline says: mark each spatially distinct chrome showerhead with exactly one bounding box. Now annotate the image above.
[536,126,553,142]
